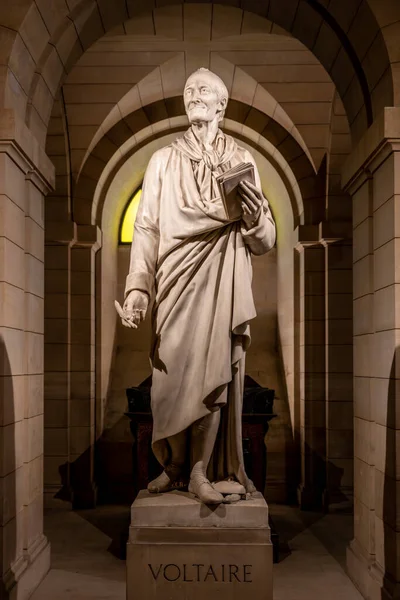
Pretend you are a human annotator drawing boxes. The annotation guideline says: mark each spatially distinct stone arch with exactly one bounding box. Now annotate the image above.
[80,58,314,174]
[2,0,394,146]
[88,115,304,228]
[74,96,316,225]
[365,1,400,112]
[326,91,352,221]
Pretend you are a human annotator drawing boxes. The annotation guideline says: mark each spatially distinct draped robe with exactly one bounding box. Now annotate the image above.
[125,128,276,487]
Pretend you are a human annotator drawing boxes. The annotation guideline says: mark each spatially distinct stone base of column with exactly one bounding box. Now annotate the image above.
[369,562,400,600]
[297,484,324,510]
[44,478,97,509]
[347,539,373,599]
[322,487,353,513]
[44,484,70,508]
[1,535,50,600]
[71,482,97,509]
[346,538,400,600]
[127,490,273,600]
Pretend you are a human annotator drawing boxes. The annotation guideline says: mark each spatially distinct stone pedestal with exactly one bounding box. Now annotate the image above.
[127,490,273,600]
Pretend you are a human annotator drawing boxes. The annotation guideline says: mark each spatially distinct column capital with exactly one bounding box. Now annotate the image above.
[342,107,400,195]
[45,221,77,245]
[294,221,351,250]
[26,169,53,195]
[319,220,352,246]
[73,225,102,251]
[45,223,102,250]
[294,224,320,251]
[0,108,55,191]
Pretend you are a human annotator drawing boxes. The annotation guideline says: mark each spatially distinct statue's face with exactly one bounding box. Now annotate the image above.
[184,73,227,124]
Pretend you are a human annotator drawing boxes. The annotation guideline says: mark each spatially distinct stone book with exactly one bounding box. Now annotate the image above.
[216,161,255,221]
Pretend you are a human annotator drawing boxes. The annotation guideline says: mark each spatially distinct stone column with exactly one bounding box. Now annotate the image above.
[43,98,74,505]
[370,148,400,600]
[296,237,326,509]
[345,108,400,600]
[69,226,101,509]
[322,232,354,510]
[346,172,376,598]
[295,220,353,511]
[0,109,54,599]
[43,222,75,505]
[43,221,100,510]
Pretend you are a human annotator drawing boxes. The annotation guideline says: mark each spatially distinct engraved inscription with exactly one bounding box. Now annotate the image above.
[148,564,253,583]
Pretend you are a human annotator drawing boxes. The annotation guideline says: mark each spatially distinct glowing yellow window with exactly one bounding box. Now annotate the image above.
[120,187,142,244]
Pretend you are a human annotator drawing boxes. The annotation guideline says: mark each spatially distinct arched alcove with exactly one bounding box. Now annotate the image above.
[3,0,396,146]
[38,0,355,529]
[3,2,400,598]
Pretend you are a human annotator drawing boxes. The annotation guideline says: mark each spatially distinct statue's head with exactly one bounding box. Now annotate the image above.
[183,68,229,125]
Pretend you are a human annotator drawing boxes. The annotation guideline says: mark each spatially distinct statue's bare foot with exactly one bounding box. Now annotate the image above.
[148,469,180,493]
[244,477,257,494]
[189,474,224,504]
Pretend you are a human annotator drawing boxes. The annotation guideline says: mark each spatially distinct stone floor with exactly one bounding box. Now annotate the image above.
[31,501,363,600]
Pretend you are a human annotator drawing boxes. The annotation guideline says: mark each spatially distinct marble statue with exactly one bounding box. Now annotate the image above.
[117,68,276,504]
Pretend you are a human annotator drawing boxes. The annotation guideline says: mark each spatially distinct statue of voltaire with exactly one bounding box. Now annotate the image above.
[118,68,276,504]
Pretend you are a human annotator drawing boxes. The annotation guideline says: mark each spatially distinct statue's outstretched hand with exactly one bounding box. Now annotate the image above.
[115,290,149,329]
[238,180,264,228]
[123,290,149,328]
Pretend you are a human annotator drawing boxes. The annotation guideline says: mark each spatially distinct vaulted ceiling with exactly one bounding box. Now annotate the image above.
[52,5,354,190]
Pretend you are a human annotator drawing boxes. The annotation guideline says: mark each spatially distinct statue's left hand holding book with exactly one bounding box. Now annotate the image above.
[217,161,255,221]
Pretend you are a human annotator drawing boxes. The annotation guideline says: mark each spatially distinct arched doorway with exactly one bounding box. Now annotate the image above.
[0,2,399,599]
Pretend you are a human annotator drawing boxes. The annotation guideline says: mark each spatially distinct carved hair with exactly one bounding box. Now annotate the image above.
[185,67,229,122]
